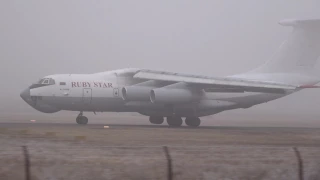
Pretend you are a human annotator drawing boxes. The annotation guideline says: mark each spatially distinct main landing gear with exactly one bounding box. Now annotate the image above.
[149,116,164,124]
[167,116,183,127]
[185,117,201,127]
[76,112,88,125]
[148,116,201,127]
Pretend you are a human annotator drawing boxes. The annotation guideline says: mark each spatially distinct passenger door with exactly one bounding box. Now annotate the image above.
[82,88,92,104]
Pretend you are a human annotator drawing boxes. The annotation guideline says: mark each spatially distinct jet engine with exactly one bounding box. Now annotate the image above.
[150,88,202,104]
[122,86,153,101]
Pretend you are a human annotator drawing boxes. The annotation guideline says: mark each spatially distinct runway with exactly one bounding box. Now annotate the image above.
[0,121,320,144]
[1,120,320,147]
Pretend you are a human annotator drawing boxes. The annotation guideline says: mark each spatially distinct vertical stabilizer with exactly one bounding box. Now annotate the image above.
[238,19,320,85]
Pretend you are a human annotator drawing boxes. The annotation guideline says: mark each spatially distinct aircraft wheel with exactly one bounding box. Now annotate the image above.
[185,117,201,127]
[76,116,88,125]
[149,116,164,124]
[167,116,183,127]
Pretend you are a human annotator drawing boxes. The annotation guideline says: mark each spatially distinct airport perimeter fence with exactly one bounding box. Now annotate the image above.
[19,145,174,180]
[2,145,306,180]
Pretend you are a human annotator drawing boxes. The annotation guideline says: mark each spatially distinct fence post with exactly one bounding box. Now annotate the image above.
[293,147,304,180]
[163,146,173,180]
[22,146,31,180]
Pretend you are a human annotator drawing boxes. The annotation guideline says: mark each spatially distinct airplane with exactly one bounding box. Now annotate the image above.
[20,18,320,127]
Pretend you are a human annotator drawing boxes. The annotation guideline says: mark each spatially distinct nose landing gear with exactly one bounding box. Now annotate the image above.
[76,112,88,125]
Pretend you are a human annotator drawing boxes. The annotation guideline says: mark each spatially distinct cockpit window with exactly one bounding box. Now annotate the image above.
[30,78,56,89]
[43,79,49,84]
[37,78,55,85]
[37,79,44,84]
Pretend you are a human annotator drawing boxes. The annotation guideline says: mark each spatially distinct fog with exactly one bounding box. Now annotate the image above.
[1,0,320,118]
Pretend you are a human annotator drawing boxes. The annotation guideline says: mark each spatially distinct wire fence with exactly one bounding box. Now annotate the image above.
[0,145,309,180]
[0,126,318,180]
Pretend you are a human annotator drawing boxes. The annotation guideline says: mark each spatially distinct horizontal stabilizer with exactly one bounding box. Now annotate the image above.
[298,85,320,88]
[279,19,320,27]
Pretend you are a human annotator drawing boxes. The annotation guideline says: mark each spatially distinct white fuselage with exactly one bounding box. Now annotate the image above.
[21,69,290,118]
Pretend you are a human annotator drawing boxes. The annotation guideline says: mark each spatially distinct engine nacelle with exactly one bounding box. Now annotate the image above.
[122,86,153,101]
[150,88,202,104]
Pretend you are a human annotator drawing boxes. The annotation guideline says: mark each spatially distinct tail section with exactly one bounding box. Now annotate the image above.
[236,19,320,85]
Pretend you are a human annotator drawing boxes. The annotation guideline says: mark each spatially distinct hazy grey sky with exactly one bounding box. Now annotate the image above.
[1,0,320,115]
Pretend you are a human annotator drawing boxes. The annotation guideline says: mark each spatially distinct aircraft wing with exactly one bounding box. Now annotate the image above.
[132,69,302,93]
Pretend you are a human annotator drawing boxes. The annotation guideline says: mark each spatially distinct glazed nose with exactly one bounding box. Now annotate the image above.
[20,88,31,101]
[20,87,36,107]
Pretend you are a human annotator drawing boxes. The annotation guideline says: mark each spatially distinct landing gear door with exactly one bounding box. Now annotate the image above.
[83,88,92,104]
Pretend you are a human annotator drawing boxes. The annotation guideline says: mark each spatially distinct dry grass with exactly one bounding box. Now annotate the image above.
[1,123,320,179]
[45,132,56,137]
[74,135,87,141]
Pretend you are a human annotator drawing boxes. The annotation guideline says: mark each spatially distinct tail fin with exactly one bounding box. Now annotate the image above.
[240,19,320,85]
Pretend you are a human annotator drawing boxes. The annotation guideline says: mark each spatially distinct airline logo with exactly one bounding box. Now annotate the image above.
[72,82,113,88]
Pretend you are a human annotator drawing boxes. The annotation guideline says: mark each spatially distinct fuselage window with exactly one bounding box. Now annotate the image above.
[60,82,66,85]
